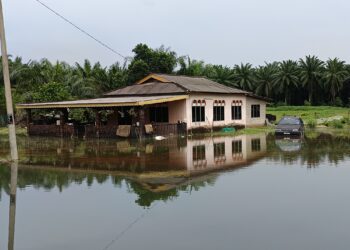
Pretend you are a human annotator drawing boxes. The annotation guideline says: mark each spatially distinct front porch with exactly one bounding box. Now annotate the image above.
[18,95,188,138]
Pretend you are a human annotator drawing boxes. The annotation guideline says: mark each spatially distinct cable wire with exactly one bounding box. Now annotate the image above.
[101,202,158,250]
[34,0,126,60]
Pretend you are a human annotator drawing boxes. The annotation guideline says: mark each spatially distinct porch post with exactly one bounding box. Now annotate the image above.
[113,108,119,126]
[26,109,32,127]
[138,107,145,139]
[94,109,101,138]
[59,109,68,137]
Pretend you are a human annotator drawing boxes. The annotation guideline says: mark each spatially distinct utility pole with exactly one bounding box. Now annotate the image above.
[0,0,18,161]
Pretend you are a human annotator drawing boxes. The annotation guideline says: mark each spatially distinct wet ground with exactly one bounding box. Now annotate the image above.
[0,131,350,250]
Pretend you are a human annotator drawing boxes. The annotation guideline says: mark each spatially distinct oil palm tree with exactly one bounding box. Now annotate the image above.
[299,56,324,104]
[232,63,255,91]
[323,58,348,104]
[255,63,278,98]
[209,65,235,85]
[70,60,105,98]
[177,56,205,76]
[274,60,300,104]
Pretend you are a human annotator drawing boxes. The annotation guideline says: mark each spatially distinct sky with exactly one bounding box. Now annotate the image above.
[2,0,350,67]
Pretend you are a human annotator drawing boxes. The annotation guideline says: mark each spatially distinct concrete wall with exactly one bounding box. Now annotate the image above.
[245,96,267,127]
[168,99,187,123]
[184,94,266,129]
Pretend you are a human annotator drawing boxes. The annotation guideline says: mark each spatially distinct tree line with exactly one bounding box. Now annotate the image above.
[1,43,350,118]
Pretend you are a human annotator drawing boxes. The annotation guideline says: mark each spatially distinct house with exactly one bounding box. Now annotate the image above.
[17,73,268,137]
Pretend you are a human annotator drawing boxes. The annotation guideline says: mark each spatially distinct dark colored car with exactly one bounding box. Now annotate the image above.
[275,116,304,136]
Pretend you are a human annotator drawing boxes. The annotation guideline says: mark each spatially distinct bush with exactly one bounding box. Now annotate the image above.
[331,120,344,129]
[334,97,344,107]
[307,119,317,128]
[304,100,311,106]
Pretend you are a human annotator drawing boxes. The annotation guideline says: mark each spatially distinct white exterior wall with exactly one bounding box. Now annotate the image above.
[168,99,187,123]
[184,94,266,129]
[245,97,266,127]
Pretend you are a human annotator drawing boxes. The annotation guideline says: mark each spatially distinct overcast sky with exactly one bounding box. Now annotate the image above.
[3,0,349,67]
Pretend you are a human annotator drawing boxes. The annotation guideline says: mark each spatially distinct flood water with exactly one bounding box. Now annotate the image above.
[0,131,350,250]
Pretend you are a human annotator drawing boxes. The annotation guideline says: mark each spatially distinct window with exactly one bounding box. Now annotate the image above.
[213,100,225,121]
[251,105,260,118]
[193,145,207,168]
[192,100,205,122]
[232,100,242,120]
[193,145,206,161]
[232,140,242,154]
[214,142,226,163]
[251,138,261,152]
[150,106,168,123]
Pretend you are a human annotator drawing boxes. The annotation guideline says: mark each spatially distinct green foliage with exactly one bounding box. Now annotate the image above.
[330,120,344,129]
[127,44,177,83]
[334,97,343,107]
[299,55,324,105]
[307,119,317,128]
[1,44,350,118]
[33,82,71,102]
[304,100,311,106]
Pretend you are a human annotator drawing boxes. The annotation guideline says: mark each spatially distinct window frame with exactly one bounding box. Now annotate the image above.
[251,104,261,118]
[232,100,242,120]
[213,100,225,121]
[192,100,206,122]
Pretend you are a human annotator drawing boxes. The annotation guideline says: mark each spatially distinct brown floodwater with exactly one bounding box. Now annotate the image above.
[0,131,350,250]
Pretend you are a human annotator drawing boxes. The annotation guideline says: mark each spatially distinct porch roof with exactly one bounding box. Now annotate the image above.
[16,95,189,109]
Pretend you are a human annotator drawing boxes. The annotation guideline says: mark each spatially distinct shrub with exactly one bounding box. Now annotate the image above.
[307,119,316,128]
[331,120,344,129]
[334,97,344,107]
[304,100,311,106]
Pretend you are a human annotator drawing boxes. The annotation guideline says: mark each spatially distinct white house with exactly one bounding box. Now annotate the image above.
[17,73,269,137]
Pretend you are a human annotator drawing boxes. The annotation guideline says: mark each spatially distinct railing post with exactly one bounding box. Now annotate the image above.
[138,107,145,139]
[94,109,101,138]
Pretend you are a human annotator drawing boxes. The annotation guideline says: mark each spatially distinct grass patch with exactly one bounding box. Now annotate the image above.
[0,127,27,136]
[191,126,274,138]
[267,106,350,124]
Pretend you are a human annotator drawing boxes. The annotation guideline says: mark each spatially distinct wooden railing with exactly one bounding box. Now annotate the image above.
[28,124,74,137]
[27,123,187,138]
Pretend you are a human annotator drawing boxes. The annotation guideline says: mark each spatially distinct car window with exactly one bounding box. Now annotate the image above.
[278,117,300,125]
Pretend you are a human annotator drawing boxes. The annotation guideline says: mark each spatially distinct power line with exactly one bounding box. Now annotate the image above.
[34,0,126,60]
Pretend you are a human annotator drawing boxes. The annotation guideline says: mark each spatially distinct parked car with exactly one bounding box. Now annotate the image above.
[275,116,304,136]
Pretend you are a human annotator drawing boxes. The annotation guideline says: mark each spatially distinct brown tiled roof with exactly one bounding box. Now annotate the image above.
[104,81,186,96]
[104,74,268,101]
[155,74,249,94]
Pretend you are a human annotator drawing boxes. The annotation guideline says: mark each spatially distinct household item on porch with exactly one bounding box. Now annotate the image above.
[116,140,131,153]
[222,127,235,133]
[116,125,131,137]
[145,124,153,134]
[154,135,166,141]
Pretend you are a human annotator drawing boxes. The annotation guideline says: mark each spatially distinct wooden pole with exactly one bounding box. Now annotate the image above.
[8,161,17,250]
[0,0,18,161]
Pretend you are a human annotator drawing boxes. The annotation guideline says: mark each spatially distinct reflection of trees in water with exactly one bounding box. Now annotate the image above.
[0,165,216,207]
[269,133,350,167]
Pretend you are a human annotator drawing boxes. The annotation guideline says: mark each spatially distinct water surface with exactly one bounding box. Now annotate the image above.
[0,132,350,250]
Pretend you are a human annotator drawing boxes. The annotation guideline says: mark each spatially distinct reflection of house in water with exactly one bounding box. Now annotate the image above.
[186,134,267,173]
[0,134,267,194]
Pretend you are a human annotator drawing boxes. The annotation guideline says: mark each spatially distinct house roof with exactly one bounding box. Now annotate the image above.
[104,74,268,101]
[103,81,186,96]
[16,95,189,109]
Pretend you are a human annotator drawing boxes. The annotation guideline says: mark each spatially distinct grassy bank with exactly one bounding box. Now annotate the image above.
[0,127,27,136]
[267,106,350,123]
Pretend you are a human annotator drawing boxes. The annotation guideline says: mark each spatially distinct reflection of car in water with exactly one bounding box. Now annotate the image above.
[275,138,302,152]
[275,116,304,136]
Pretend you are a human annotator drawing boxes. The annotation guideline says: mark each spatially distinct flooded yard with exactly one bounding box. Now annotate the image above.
[0,132,350,250]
